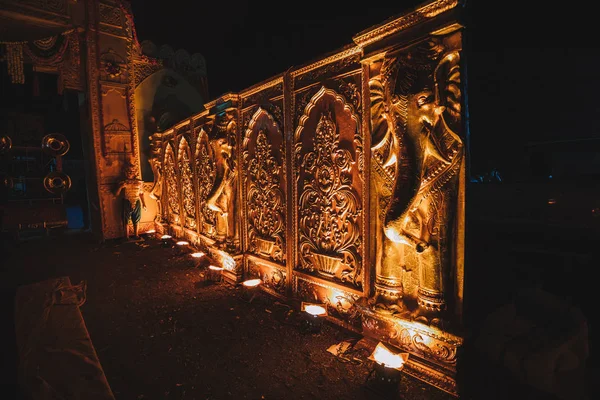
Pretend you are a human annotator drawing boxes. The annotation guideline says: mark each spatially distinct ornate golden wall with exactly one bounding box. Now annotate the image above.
[149,0,466,395]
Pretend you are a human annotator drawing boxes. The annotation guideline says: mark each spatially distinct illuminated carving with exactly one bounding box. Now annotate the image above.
[296,95,362,289]
[206,112,238,248]
[243,109,285,262]
[178,138,196,230]
[369,34,464,326]
[164,145,180,223]
[100,49,126,83]
[195,130,217,237]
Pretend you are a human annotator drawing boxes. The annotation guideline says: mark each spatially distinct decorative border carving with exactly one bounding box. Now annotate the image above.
[247,256,287,297]
[293,49,361,89]
[242,108,286,264]
[352,0,459,47]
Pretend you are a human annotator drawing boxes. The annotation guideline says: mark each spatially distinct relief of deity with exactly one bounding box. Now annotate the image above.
[369,34,464,327]
[206,112,238,248]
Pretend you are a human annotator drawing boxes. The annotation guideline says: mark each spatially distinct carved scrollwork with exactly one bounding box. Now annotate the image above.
[244,128,285,262]
[336,78,361,114]
[297,110,362,288]
[164,145,180,222]
[391,325,458,365]
[178,138,196,230]
[195,131,217,238]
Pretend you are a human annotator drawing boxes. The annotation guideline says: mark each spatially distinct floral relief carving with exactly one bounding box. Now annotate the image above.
[245,129,285,262]
[195,133,217,238]
[297,111,362,288]
[164,146,180,222]
[178,139,196,230]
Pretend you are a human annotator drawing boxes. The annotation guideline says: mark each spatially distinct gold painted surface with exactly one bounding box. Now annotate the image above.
[205,110,238,249]
[164,144,180,224]
[178,138,196,230]
[145,4,466,395]
[294,87,363,290]
[368,31,464,329]
[243,108,286,263]
[195,128,218,239]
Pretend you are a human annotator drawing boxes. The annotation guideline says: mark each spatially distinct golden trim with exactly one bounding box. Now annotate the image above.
[290,46,362,78]
[293,271,364,298]
[240,76,284,99]
[352,0,459,48]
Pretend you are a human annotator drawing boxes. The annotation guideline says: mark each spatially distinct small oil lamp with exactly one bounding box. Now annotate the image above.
[190,252,205,267]
[240,278,261,303]
[300,302,328,333]
[160,234,172,247]
[364,342,409,395]
[207,265,223,283]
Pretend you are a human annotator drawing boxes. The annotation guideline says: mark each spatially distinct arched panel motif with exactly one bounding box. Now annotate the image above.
[242,108,285,263]
[294,86,363,290]
[195,130,217,238]
[164,143,180,224]
[178,137,196,230]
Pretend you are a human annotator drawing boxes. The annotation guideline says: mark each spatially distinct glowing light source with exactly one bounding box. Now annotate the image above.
[300,302,328,333]
[240,278,261,303]
[242,279,261,287]
[364,342,409,393]
[160,234,172,247]
[369,342,409,370]
[191,252,205,258]
[176,240,189,246]
[304,305,327,316]
[548,198,557,205]
[146,229,156,234]
[206,265,224,283]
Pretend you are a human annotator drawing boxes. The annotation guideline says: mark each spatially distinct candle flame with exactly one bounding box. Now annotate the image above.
[370,342,408,370]
[243,279,261,287]
[191,252,205,258]
[304,305,327,316]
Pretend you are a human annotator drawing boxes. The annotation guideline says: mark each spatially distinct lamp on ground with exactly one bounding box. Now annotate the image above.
[240,278,261,303]
[364,342,409,395]
[160,234,172,247]
[144,229,156,237]
[207,265,223,283]
[190,251,205,267]
[300,302,328,333]
[175,240,190,255]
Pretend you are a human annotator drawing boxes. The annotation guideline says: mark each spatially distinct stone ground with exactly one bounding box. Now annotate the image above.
[0,229,597,399]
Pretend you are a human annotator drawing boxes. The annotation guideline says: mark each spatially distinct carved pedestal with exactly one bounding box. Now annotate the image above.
[359,306,462,396]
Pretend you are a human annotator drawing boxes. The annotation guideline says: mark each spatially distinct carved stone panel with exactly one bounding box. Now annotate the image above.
[195,129,217,238]
[294,86,363,290]
[178,137,196,230]
[164,144,180,225]
[247,257,287,297]
[369,31,465,327]
[242,108,286,264]
[294,275,362,330]
[205,110,239,251]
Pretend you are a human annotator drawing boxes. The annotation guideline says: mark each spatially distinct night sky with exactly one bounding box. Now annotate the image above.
[130,0,600,180]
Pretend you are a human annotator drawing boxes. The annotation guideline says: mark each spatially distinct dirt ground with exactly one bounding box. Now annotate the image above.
[1,231,458,400]
[1,230,597,400]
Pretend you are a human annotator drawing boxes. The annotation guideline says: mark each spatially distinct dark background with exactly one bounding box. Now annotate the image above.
[129,0,600,181]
